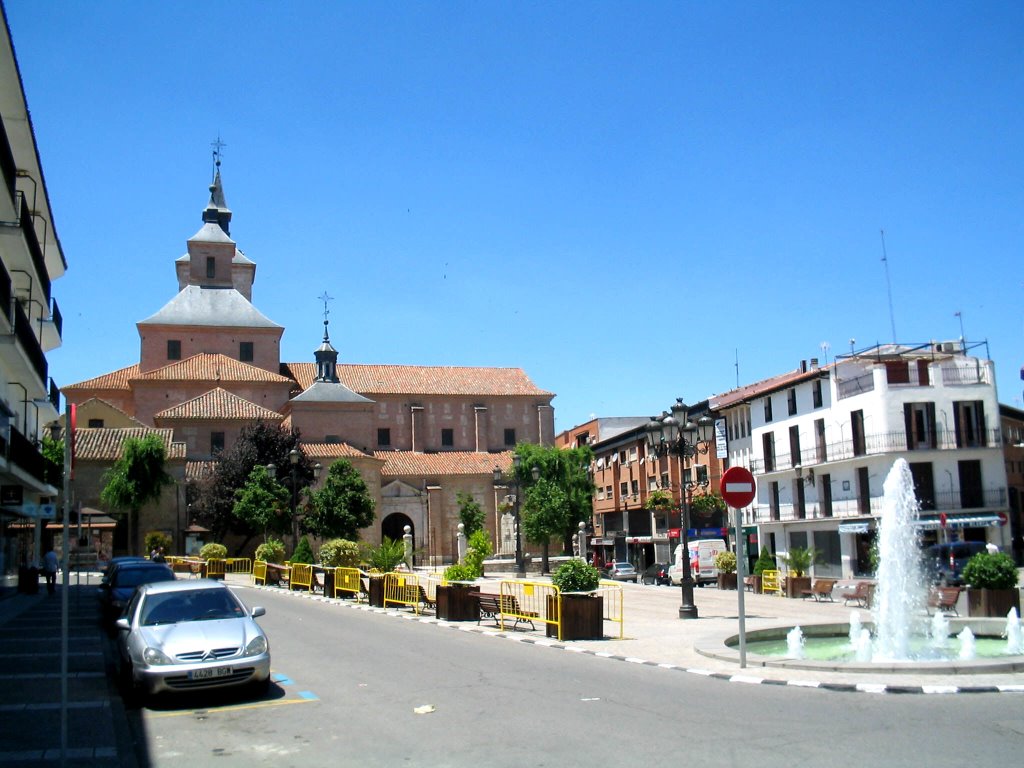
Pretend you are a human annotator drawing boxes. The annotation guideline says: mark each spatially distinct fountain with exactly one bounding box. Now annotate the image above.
[710,458,1024,673]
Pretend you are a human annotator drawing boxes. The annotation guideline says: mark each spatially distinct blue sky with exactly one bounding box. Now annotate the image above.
[5,1,1022,431]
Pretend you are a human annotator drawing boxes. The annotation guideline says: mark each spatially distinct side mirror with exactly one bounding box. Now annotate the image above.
[115,617,130,632]
[251,606,266,618]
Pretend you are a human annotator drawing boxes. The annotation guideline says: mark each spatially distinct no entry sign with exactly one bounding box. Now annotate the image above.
[721,466,756,508]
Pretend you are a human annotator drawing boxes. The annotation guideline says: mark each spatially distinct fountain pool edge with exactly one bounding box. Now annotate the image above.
[696,620,1024,675]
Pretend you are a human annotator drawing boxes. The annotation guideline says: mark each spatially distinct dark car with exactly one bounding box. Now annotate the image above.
[926,541,987,586]
[99,562,176,626]
[641,562,671,586]
[100,556,148,583]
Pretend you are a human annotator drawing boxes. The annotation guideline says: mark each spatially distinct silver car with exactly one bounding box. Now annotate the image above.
[116,579,270,698]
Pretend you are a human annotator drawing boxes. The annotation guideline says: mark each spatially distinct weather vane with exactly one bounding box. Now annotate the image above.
[211,134,227,179]
[319,292,334,334]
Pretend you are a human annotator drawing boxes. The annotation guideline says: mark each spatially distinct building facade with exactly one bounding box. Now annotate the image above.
[0,12,67,589]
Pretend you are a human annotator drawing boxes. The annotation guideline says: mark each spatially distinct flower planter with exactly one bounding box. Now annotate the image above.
[784,576,812,599]
[967,588,1021,617]
[436,584,481,621]
[545,594,603,640]
[717,573,738,590]
[367,575,386,607]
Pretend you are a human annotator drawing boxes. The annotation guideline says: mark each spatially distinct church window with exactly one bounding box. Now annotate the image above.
[206,257,216,278]
[504,428,516,447]
[441,428,454,447]
[167,340,181,360]
[211,431,225,455]
[239,341,254,362]
[377,428,391,447]
[88,419,104,428]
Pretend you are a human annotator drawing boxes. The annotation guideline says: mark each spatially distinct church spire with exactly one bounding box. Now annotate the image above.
[202,136,232,236]
[314,292,339,383]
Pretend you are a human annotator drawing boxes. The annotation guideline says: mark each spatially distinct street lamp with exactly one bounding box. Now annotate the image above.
[493,455,540,578]
[646,398,715,620]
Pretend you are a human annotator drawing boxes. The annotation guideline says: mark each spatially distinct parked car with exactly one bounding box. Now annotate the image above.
[605,562,638,582]
[925,541,987,586]
[98,561,176,626]
[641,562,671,586]
[100,556,148,583]
[115,579,271,700]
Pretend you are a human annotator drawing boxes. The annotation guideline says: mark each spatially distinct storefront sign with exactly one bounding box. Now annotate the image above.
[1,485,23,506]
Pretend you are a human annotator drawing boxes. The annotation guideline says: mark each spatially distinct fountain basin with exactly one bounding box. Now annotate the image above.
[700,620,1024,675]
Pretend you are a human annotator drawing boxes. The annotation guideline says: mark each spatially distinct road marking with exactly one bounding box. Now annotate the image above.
[148,696,318,719]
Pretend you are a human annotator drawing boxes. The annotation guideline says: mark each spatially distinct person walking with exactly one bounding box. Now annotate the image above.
[42,546,59,595]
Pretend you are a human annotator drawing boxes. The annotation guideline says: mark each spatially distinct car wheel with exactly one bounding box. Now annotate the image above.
[119,660,143,708]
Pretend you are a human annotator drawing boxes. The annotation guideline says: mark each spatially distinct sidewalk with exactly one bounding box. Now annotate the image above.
[0,574,131,767]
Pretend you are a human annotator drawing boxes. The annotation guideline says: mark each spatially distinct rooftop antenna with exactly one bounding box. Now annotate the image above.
[211,134,227,180]
[820,341,831,367]
[880,229,897,342]
[954,310,966,353]
[734,348,739,388]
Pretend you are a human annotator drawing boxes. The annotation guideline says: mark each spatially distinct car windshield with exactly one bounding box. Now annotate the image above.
[140,590,246,626]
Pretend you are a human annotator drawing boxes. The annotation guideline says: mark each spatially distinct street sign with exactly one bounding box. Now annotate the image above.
[997,511,1008,527]
[721,466,756,508]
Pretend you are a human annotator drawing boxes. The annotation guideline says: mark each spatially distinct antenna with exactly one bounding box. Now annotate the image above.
[734,348,739,388]
[820,341,830,367]
[880,229,897,342]
[954,310,966,352]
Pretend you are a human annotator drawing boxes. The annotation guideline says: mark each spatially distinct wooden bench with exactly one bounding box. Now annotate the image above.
[801,578,837,602]
[475,593,538,631]
[843,581,874,608]
[743,575,756,592]
[928,586,961,616]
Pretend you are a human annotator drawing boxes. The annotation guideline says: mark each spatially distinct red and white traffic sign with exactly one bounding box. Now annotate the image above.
[721,466,756,508]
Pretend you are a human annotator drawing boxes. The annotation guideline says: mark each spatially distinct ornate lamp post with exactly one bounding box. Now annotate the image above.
[493,455,540,578]
[646,398,715,619]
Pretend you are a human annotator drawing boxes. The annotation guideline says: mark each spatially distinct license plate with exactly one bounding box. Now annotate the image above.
[189,666,232,680]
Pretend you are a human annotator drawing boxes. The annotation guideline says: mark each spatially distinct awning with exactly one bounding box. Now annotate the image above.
[838,523,871,534]
[914,514,1002,531]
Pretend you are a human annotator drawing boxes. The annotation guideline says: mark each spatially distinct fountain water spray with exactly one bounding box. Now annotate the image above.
[786,626,805,659]
[1004,608,1023,655]
[871,459,929,660]
[848,611,862,647]
[929,611,950,650]
[957,627,976,660]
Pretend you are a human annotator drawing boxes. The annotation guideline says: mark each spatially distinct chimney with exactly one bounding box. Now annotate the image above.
[800,360,808,373]
[810,358,819,368]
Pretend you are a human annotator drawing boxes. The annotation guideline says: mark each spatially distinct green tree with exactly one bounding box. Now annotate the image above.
[100,434,174,555]
[521,478,569,573]
[456,492,486,536]
[231,465,289,541]
[291,535,315,564]
[513,443,594,557]
[304,459,375,540]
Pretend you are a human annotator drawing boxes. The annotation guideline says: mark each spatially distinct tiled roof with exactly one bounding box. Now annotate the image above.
[62,364,139,391]
[709,365,831,409]
[283,363,552,397]
[186,460,218,481]
[303,443,376,460]
[376,450,515,477]
[74,428,186,461]
[75,398,146,426]
[136,354,293,384]
[154,388,283,422]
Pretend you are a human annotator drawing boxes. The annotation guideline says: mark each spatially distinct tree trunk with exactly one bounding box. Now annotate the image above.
[541,541,550,573]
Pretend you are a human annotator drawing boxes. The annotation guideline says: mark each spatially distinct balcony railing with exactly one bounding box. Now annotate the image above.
[755,486,1007,524]
[0,118,15,205]
[836,372,875,399]
[941,364,991,386]
[7,425,59,487]
[751,428,1002,473]
[15,193,51,304]
[12,298,47,385]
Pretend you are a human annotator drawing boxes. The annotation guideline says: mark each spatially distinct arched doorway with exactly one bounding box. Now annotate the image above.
[381,513,415,562]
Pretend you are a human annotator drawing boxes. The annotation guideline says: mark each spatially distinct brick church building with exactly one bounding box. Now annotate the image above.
[63,163,555,561]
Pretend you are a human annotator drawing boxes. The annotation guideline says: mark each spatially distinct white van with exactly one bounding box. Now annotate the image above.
[668,538,727,586]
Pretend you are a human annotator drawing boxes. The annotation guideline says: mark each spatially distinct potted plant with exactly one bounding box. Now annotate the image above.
[779,546,819,598]
[437,531,490,620]
[714,551,738,590]
[199,542,228,579]
[963,552,1020,617]
[255,537,287,585]
[547,559,603,640]
[751,547,776,594]
[318,538,361,597]
[361,537,407,606]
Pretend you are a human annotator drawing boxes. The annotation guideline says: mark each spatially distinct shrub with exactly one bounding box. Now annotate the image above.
[464,529,492,578]
[362,537,407,572]
[144,531,172,556]
[291,535,314,564]
[443,563,478,582]
[962,552,1019,590]
[199,542,227,560]
[318,538,361,567]
[713,550,737,574]
[551,559,600,593]
[255,537,286,564]
[753,547,776,576]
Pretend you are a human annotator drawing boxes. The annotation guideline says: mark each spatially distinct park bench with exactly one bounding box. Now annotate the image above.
[801,579,837,602]
[927,586,961,616]
[843,581,874,608]
[475,593,537,631]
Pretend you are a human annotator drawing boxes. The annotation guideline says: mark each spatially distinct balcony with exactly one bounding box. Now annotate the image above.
[754,486,1007,524]
[6,425,60,488]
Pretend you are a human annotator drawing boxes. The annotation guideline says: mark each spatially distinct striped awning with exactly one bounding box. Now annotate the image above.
[914,514,1002,531]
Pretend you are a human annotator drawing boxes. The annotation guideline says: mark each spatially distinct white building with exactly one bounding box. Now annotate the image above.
[711,343,1008,579]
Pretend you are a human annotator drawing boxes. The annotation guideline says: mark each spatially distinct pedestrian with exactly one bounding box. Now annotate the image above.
[43,546,58,595]
[152,546,166,563]
[985,541,999,555]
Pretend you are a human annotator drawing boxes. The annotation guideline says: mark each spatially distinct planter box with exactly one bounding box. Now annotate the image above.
[967,588,1021,617]
[367,576,385,607]
[436,584,481,621]
[545,594,603,640]
[784,576,812,599]
[717,573,738,590]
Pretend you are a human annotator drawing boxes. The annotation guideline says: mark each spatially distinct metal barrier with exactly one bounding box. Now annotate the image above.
[253,559,268,586]
[383,572,438,614]
[331,566,362,599]
[596,580,625,639]
[761,569,783,595]
[226,558,252,574]
[290,563,314,591]
[498,580,557,635]
[205,558,226,580]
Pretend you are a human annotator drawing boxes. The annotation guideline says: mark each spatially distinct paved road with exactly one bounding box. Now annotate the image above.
[127,582,1022,767]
